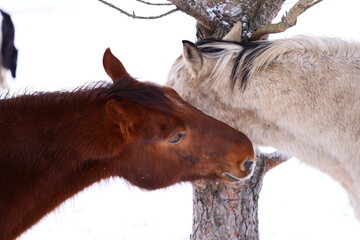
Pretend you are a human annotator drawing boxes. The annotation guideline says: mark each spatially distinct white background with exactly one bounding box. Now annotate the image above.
[1,0,360,239]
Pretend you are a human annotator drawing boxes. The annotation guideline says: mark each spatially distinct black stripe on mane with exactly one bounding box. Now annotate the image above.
[195,38,272,89]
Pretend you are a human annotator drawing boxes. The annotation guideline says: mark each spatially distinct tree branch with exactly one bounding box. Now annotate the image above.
[98,0,179,19]
[250,0,323,40]
[169,0,214,30]
[262,151,290,171]
[135,0,173,6]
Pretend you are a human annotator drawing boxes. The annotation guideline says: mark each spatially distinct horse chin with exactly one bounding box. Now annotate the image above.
[221,172,243,182]
[221,165,256,182]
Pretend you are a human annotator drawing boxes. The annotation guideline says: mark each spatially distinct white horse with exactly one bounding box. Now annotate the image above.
[166,24,360,220]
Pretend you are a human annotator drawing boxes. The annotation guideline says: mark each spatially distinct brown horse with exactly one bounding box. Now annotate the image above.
[0,48,255,240]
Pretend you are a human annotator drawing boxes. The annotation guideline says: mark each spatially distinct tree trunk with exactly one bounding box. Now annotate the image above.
[170,0,286,40]
[194,0,286,40]
[191,153,286,240]
[169,1,287,239]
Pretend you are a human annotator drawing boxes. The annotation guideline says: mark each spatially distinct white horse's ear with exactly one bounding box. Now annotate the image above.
[223,21,243,42]
[182,40,203,77]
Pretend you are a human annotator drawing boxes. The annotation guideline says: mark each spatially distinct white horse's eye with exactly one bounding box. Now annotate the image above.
[168,132,186,144]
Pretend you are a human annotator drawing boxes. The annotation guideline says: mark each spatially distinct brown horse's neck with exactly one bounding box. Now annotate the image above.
[0,94,122,240]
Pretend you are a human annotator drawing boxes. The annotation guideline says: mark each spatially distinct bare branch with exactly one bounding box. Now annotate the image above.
[250,0,323,40]
[136,0,173,6]
[98,0,178,20]
[169,0,214,30]
[261,151,290,171]
[305,0,324,10]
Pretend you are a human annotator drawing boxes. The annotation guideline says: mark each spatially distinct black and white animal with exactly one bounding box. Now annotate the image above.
[0,9,18,88]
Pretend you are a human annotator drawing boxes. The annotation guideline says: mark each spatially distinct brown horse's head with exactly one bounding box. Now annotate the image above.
[103,48,255,190]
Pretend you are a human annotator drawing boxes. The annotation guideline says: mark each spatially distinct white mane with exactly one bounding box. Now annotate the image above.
[184,36,360,89]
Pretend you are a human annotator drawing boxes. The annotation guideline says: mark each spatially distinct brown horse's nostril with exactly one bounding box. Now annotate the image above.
[243,159,254,171]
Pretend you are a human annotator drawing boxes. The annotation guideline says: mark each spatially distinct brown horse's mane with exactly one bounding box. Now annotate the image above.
[0,76,178,116]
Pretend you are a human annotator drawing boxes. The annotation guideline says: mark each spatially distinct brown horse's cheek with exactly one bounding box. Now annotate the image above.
[170,149,199,166]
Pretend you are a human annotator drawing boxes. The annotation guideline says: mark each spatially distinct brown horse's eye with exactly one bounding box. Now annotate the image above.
[168,132,186,144]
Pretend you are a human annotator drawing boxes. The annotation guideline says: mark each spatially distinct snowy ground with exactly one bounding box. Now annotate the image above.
[1,0,360,239]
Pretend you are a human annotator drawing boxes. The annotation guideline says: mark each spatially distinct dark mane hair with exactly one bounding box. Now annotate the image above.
[104,77,175,114]
[195,38,272,89]
[1,77,176,116]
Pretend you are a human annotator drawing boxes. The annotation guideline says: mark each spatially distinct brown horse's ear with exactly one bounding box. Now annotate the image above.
[106,99,139,136]
[223,21,243,41]
[103,48,130,83]
[182,40,203,77]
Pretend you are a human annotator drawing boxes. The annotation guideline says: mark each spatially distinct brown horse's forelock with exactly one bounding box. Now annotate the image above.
[195,38,272,90]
